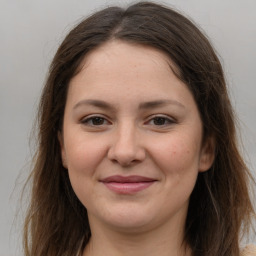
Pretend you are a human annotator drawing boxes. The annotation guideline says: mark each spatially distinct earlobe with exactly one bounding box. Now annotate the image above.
[58,131,67,168]
[198,136,215,172]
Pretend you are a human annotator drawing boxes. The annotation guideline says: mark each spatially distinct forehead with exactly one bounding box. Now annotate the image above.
[71,41,179,88]
[80,40,179,74]
[67,40,195,110]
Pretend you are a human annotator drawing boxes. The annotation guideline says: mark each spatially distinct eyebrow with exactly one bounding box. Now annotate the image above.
[139,99,185,109]
[73,99,185,111]
[73,99,115,111]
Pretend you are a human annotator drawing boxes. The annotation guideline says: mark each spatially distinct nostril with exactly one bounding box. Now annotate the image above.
[111,157,137,167]
[107,133,146,165]
[108,150,143,167]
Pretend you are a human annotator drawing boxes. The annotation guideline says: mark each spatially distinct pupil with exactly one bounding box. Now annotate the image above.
[154,117,165,125]
[92,117,104,125]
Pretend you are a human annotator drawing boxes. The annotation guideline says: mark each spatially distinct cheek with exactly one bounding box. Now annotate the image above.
[65,135,106,173]
[64,137,107,208]
[153,134,201,204]
[150,133,201,175]
[64,135,108,202]
[148,131,201,198]
[144,133,201,221]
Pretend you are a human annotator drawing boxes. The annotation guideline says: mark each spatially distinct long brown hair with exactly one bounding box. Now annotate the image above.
[23,2,255,255]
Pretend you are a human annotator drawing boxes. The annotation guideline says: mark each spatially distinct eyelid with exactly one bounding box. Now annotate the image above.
[79,114,176,127]
[145,114,176,125]
[80,114,112,126]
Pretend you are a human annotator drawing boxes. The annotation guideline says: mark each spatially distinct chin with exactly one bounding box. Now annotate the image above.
[92,206,155,233]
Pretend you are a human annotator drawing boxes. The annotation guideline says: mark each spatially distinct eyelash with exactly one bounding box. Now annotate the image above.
[80,115,176,127]
[146,115,175,126]
[81,115,111,126]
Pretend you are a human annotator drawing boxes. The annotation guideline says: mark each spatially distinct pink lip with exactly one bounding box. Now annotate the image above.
[100,175,156,194]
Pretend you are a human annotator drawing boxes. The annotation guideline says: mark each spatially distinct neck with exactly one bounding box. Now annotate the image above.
[82,213,191,256]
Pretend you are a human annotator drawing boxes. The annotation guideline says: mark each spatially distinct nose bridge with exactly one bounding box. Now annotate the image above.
[108,119,145,165]
[118,121,137,149]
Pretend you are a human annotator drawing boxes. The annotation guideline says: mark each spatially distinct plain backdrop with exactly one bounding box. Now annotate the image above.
[1,0,255,255]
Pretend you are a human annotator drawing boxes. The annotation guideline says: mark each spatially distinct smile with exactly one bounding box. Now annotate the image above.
[100,175,157,194]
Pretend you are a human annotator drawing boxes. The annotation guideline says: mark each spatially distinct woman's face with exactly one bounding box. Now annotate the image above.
[60,41,214,233]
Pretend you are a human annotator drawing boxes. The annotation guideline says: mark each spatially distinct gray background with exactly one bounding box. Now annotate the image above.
[1,0,255,255]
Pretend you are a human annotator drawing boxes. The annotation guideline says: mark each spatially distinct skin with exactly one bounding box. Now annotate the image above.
[59,41,214,256]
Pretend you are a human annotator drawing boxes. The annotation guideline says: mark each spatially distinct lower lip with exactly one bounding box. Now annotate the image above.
[102,181,155,194]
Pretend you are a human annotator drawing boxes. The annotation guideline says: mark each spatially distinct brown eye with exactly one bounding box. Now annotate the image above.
[90,117,105,125]
[153,117,168,125]
[81,116,109,126]
[148,116,174,126]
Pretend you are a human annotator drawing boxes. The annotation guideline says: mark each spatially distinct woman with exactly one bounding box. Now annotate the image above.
[23,2,255,256]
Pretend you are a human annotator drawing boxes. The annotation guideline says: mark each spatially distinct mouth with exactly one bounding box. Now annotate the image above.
[100,175,157,194]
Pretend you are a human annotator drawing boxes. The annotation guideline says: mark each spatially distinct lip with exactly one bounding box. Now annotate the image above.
[100,175,157,194]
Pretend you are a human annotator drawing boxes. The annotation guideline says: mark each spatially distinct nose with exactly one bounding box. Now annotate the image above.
[107,122,146,167]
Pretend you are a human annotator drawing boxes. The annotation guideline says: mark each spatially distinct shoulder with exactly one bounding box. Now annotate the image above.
[241,244,256,256]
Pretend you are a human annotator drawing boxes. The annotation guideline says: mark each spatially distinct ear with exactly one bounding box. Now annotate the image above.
[198,136,215,172]
[58,131,67,168]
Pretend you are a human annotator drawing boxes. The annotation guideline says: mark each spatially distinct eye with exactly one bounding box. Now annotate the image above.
[81,116,111,126]
[146,115,175,126]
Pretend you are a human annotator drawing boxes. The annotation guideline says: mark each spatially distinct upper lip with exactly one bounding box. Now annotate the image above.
[100,175,157,183]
